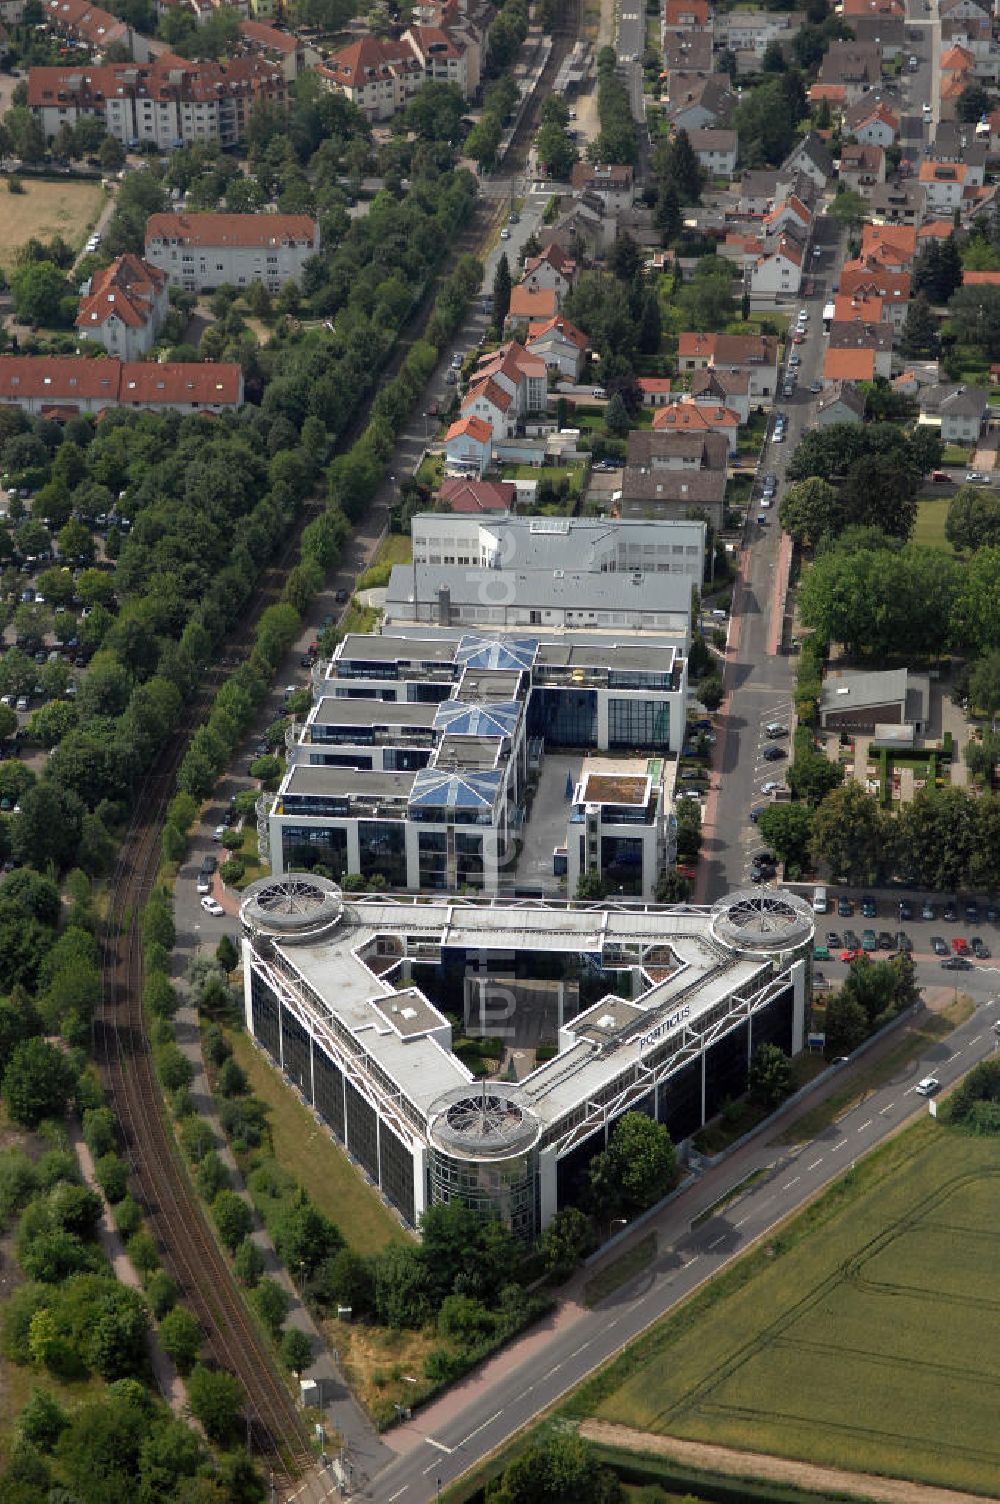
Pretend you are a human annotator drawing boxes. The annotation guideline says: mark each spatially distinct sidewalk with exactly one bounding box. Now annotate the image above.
[69,1121,189,1418]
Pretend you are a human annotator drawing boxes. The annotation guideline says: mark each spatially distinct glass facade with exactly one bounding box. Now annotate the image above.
[456,832,484,890]
[313,1045,346,1142]
[528,687,598,747]
[601,835,644,896]
[344,1079,380,1183]
[281,825,348,877]
[704,1018,750,1123]
[379,1122,416,1226]
[250,972,281,1064]
[608,697,670,751]
[428,1146,538,1245]
[359,820,407,886]
[280,1004,312,1100]
[418,830,448,889]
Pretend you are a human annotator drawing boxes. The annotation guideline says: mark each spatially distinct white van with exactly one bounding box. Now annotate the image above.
[813,886,829,914]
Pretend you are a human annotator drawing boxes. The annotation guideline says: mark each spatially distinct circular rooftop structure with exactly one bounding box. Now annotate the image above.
[710,888,814,957]
[427,1083,541,1163]
[240,874,344,943]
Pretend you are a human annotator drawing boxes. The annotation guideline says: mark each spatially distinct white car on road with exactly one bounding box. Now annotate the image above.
[200,896,224,918]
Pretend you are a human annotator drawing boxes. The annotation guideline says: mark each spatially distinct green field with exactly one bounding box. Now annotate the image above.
[912,496,955,553]
[574,1122,1000,1496]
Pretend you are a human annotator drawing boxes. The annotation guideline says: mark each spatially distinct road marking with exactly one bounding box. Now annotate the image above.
[970,1035,982,1045]
[780,1176,800,1190]
[708,1234,726,1249]
[757,1194,774,1209]
[734,1217,746,1227]
[806,1158,823,1170]
[879,1104,894,1115]
[425,1438,454,1455]
[575,1339,592,1355]
[903,1084,918,1094]
[830,1139,846,1152]
[857,1120,872,1132]
[459,1410,503,1448]
[388,1489,409,1501]
[681,1256,700,1268]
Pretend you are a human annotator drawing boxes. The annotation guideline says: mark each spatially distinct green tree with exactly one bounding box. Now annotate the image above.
[233,1237,265,1289]
[748,1042,793,1108]
[538,1205,595,1282]
[945,486,1000,551]
[186,1364,244,1444]
[809,782,886,882]
[158,1307,202,1375]
[603,392,630,438]
[280,1327,312,1375]
[253,1277,291,1335]
[487,1433,623,1504]
[10,261,69,326]
[969,652,1000,726]
[778,477,840,547]
[593,1112,678,1219]
[823,990,869,1056]
[756,803,814,868]
[2,1038,76,1127]
[899,292,940,358]
[828,189,867,233]
[211,1190,253,1253]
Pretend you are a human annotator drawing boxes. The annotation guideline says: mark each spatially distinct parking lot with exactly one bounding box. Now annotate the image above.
[810,888,998,980]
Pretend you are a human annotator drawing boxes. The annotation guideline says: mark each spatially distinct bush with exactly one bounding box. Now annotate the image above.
[234,1237,264,1288]
[212,1189,253,1253]
[179,1116,216,1165]
[253,1278,290,1336]
[82,1106,116,1159]
[219,856,246,887]
[280,1327,312,1375]
[216,1058,248,1098]
[155,1043,193,1094]
[126,1230,160,1275]
[195,1151,230,1202]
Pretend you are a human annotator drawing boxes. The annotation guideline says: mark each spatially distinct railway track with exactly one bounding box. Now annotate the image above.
[92,7,586,1484]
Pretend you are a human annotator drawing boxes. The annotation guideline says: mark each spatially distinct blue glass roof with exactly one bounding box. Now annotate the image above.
[408,768,504,812]
[433,700,522,739]
[455,635,538,672]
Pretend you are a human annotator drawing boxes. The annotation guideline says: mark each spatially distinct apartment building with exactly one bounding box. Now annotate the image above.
[75,254,168,359]
[145,211,319,292]
[0,355,243,416]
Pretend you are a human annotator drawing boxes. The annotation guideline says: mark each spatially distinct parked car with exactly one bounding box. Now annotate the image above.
[762,745,785,761]
[972,937,991,958]
[965,471,990,484]
[844,928,861,950]
[200,896,225,917]
[943,900,958,922]
[878,931,896,950]
[930,470,950,483]
[837,895,854,917]
[965,900,979,924]
[897,932,913,952]
[952,937,970,954]
[921,899,936,920]
[862,928,877,951]
[899,899,913,921]
[826,930,841,948]
[931,935,949,956]
[765,722,788,737]
[861,895,877,917]
[334,588,348,604]
[941,955,972,970]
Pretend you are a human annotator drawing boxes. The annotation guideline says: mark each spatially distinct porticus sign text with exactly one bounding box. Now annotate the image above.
[638,1004,692,1052]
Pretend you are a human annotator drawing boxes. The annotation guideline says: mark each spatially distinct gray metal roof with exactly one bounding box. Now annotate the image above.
[311,698,439,728]
[819,668,909,713]
[386,563,692,616]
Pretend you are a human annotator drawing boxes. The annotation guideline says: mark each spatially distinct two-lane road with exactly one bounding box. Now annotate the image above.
[354,982,999,1503]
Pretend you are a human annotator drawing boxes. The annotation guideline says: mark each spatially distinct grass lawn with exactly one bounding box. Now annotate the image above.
[371,533,412,569]
[226,1029,403,1256]
[230,823,268,890]
[941,442,971,466]
[415,453,444,489]
[571,1115,1000,1496]
[911,497,955,553]
[0,178,106,270]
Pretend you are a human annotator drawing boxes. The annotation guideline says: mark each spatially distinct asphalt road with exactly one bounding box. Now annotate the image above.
[356,979,1000,1504]
[699,209,845,902]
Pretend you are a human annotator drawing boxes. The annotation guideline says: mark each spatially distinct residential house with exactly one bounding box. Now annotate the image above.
[860,222,917,268]
[461,378,515,439]
[833,292,884,325]
[763,193,812,245]
[663,0,710,27]
[145,212,318,293]
[689,366,750,423]
[677,331,780,400]
[0,355,242,416]
[816,42,883,104]
[842,0,903,17]
[781,132,834,191]
[736,168,783,216]
[665,72,733,131]
[75,254,168,359]
[851,14,903,55]
[839,143,885,193]
[28,55,285,148]
[316,35,423,120]
[919,218,956,243]
[750,233,804,297]
[839,261,911,327]
[918,159,969,214]
[714,9,803,59]
[520,242,577,302]
[525,316,588,380]
[620,430,729,527]
[687,128,738,178]
[435,476,516,514]
[815,381,867,425]
[843,97,899,146]
[637,377,673,408]
[867,179,925,225]
[463,342,547,437]
[444,415,493,477]
[551,199,616,258]
[507,286,558,328]
[823,347,877,383]
[653,398,740,453]
[918,383,989,444]
[962,271,1000,288]
[939,0,991,45]
[929,124,987,185]
[828,318,893,378]
[570,162,635,213]
[661,33,713,76]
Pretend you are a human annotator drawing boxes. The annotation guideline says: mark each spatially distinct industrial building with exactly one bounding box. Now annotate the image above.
[240,877,813,1242]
